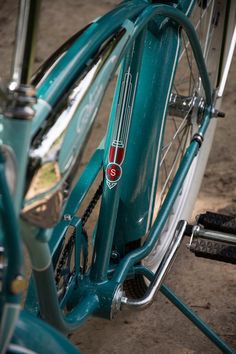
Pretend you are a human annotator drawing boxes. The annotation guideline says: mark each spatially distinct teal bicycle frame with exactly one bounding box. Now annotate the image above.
[0,0,235,353]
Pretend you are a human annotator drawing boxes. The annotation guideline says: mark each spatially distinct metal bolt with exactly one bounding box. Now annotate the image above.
[10,275,27,295]
[111,250,119,260]
[216,110,225,118]
[64,214,72,221]
[211,108,225,118]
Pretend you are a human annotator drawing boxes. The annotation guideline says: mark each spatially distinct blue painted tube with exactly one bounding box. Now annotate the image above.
[49,148,103,257]
[36,1,148,106]
[113,139,200,284]
[99,2,212,283]
[132,4,212,105]
[36,3,212,109]
[110,3,214,279]
[90,182,122,282]
[2,119,33,213]
[0,154,23,303]
[32,263,99,333]
[12,310,80,354]
[112,103,210,283]
[161,284,236,354]
[90,29,148,282]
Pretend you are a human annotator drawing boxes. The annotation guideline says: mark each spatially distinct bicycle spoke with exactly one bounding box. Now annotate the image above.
[161,121,188,165]
[159,123,190,203]
[172,117,185,154]
[182,35,196,94]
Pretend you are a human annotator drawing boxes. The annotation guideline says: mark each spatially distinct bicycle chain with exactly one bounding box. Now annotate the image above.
[55,181,103,286]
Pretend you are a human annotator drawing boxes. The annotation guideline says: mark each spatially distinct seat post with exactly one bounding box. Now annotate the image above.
[10,0,41,89]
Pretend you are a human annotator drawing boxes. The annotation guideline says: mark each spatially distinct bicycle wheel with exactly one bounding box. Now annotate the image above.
[125,0,229,297]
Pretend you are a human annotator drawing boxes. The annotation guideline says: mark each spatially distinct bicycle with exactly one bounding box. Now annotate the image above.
[0,0,236,353]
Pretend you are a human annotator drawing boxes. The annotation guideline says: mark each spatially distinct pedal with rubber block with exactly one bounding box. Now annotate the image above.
[185,212,236,264]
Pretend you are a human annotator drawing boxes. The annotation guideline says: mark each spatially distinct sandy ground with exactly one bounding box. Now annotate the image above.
[0,1,236,353]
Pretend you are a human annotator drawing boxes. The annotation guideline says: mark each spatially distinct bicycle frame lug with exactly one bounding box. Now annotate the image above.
[4,84,36,120]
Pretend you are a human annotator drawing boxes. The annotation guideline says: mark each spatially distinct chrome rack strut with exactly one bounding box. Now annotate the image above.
[120,215,235,353]
[121,220,187,310]
[120,211,236,309]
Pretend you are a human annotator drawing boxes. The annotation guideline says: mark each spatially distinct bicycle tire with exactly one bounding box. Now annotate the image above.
[125,0,229,297]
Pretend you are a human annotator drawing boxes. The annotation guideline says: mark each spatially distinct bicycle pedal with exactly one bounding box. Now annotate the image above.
[186,212,236,264]
[198,211,236,234]
[189,237,236,264]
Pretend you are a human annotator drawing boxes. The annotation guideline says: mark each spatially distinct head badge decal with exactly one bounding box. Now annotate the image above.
[105,68,138,189]
[106,141,124,189]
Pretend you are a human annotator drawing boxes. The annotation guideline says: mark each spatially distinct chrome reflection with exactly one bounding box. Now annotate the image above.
[22,27,126,228]
[31,25,90,87]
[168,92,205,123]
[0,145,17,196]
